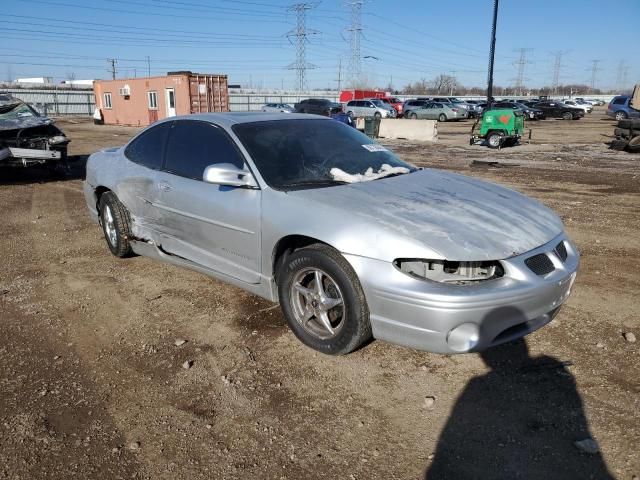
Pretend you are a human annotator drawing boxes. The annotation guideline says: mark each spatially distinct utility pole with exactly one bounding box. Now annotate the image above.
[146,56,151,77]
[589,59,601,92]
[286,2,318,92]
[108,58,117,80]
[346,1,364,86]
[486,0,499,107]
[551,51,564,95]
[622,66,630,92]
[513,48,533,96]
[336,58,342,92]
[449,70,457,95]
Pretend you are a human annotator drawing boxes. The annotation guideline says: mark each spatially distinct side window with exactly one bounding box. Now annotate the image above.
[103,92,112,109]
[147,91,158,109]
[124,122,170,169]
[164,120,245,181]
[613,97,626,105]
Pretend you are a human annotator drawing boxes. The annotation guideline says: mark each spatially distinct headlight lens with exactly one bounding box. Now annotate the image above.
[48,135,68,145]
[393,259,504,285]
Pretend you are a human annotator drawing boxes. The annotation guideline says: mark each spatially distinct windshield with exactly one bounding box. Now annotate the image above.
[370,100,385,107]
[232,119,416,191]
[0,102,40,120]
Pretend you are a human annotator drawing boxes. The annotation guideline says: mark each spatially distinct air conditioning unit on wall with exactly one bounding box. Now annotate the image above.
[119,85,131,97]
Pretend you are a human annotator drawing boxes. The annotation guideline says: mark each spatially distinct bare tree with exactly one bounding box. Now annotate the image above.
[430,74,457,94]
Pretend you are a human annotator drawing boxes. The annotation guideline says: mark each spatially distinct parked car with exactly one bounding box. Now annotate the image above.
[493,101,545,120]
[0,94,70,170]
[404,102,468,121]
[345,99,395,118]
[606,96,640,120]
[294,98,341,116]
[577,97,605,106]
[533,101,584,120]
[562,99,592,114]
[369,97,404,116]
[261,103,294,113]
[403,99,430,113]
[84,113,579,355]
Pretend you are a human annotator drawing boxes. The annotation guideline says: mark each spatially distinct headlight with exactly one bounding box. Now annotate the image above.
[393,259,504,284]
[48,135,68,145]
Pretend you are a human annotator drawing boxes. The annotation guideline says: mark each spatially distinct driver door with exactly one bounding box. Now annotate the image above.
[154,120,261,284]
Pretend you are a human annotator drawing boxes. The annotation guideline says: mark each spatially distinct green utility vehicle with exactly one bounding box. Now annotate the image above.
[470,108,527,148]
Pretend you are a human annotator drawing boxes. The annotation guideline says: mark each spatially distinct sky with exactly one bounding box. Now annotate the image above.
[1,0,638,91]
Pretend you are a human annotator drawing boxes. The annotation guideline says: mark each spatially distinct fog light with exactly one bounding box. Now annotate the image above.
[447,323,480,352]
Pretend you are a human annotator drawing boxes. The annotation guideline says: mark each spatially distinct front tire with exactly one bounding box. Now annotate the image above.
[487,131,504,149]
[278,244,371,355]
[562,111,574,120]
[99,191,133,258]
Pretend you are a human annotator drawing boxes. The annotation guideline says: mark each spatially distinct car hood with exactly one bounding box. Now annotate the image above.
[286,169,564,261]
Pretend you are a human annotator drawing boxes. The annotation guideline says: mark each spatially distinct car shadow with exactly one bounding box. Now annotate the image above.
[0,154,88,185]
[424,335,613,479]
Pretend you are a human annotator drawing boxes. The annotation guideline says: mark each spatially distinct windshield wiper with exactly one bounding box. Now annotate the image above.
[371,170,412,181]
[281,179,348,189]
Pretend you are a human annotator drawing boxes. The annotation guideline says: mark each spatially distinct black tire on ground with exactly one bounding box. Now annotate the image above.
[438,113,447,122]
[486,131,504,149]
[374,112,382,119]
[614,127,633,138]
[617,119,640,129]
[610,139,629,151]
[98,191,134,258]
[614,111,628,121]
[277,244,372,355]
[562,111,573,120]
[410,112,418,119]
[627,136,640,153]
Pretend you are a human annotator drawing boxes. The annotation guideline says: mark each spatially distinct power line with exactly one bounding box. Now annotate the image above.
[287,3,319,91]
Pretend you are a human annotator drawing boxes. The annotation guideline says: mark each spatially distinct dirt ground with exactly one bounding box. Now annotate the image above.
[0,108,638,480]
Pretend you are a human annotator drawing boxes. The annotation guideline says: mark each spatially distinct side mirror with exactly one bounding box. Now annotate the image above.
[203,163,258,189]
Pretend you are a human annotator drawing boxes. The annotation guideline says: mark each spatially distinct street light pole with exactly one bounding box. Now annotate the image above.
[486,0,499,108]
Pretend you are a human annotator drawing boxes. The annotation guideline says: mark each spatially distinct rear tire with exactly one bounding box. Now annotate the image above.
[278,244,371,355]
[410,112,418,120]
[374,112,382,119]
[615,111,628,121]
[99,191,133,258]
[438,114,447,122]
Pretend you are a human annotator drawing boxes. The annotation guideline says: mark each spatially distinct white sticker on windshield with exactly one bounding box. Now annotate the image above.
[362,144,387,152]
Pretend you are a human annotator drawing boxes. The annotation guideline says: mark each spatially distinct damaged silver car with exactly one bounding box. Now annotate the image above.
[0,94,70,169]
[84,113,579,355]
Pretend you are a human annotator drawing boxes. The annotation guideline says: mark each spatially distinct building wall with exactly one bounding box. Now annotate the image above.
[94,75,191,126]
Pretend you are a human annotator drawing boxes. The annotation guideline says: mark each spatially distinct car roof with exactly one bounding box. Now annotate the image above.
[152,112,329,127]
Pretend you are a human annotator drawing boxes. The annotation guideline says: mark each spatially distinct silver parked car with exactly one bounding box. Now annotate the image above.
[404,102,468,121]
[345,99,395,118]
[84,113,579,355]
[261,103,294,113]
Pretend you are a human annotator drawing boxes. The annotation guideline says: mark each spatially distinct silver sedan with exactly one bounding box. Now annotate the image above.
[84,113,579,355]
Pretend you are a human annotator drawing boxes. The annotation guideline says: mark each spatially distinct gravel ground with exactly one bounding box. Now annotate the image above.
[0,108,638,480]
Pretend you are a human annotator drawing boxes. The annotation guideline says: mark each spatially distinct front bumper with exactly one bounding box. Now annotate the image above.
[344,233,579,354]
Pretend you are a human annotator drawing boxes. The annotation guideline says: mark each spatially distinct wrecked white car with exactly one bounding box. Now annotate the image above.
[84,113,579,355]
[0,94,70,168]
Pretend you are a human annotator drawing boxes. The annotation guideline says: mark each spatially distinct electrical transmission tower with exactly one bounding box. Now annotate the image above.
[616,60,628,91]
[108,58,117,80]
[589,59,601,92]
[551,51,564,94]
[346,1,364,85]
[512,48,533,96]
[286,3,318,91]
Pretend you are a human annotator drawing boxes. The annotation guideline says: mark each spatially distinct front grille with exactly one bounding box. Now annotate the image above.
[525,253,555,276]
[555,241,568,262]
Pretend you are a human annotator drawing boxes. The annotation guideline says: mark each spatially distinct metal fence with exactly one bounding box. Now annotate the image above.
[1,86,618,117]
[0,87,95,116]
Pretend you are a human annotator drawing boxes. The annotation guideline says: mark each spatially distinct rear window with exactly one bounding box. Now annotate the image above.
[613,97,627,105]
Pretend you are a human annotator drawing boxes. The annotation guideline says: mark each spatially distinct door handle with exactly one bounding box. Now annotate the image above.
[158,182,172,192]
